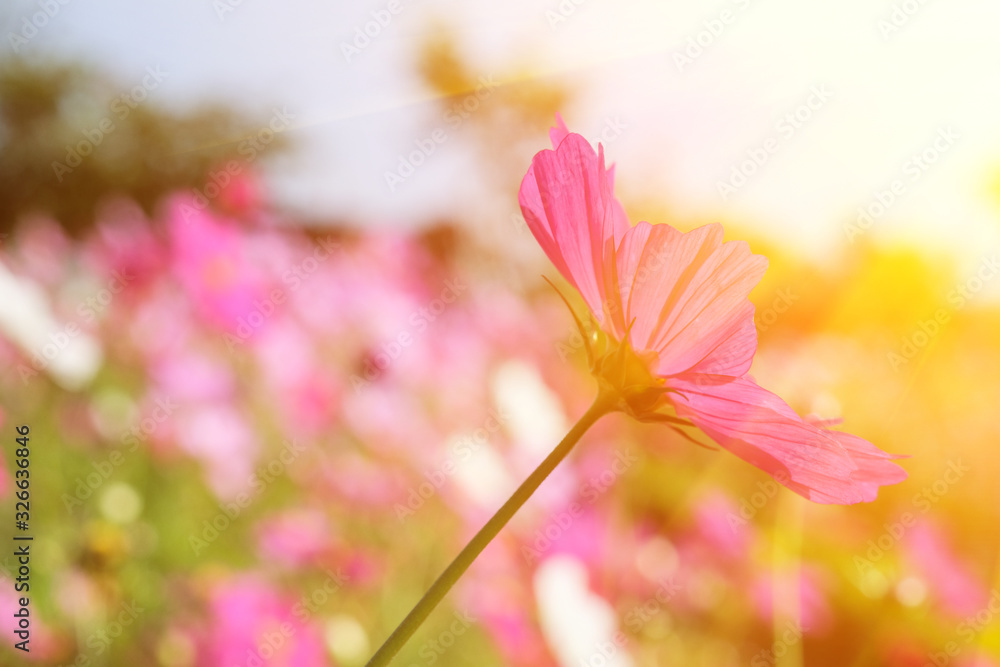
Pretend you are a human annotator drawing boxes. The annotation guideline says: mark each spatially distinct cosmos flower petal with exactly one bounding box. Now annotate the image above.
[548,115,629,235]
[685,309,758,377]
[519,126,630,322]
[609,220,766,377]
[600,214,651,337]
[820,429,909,488]
[668,375,907,504]
[548,112,572,148]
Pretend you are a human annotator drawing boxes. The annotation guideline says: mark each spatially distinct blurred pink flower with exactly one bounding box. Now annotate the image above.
[341,385,437,457]
[52,569,103,622]
[166,196,270,333]
[198,578,328,667]
[128,285,197,361]
[519,115,906,504]
[751,567,832,633]
[7,216,72,289]
[0,577,61,660]
[151,350,235,404]
[317,453,410,510]
[460,545,556,666]
[254,322,340,437]
[905,523,988,617]
[257,510,332,568]
[175,404,260,499]
[692,492,753,558]
[339,549,384,588]
[533,506,608,567]
[215,167,264,217]
[87,198,165,289]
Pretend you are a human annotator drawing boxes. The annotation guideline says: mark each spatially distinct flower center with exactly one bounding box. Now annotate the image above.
[591,330,669,420]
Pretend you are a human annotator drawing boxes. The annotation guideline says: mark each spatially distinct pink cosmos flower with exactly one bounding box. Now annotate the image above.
[519,115,906,504]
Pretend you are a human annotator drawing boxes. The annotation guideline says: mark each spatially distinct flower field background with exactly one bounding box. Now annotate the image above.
[2,5,1000,666]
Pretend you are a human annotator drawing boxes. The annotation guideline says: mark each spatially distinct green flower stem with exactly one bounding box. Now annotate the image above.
[366,392,615,666]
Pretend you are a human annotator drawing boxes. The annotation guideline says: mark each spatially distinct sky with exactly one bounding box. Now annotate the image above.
[5,0,1000,268]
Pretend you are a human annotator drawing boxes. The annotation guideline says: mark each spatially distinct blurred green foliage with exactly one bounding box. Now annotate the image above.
[0,57,289,237]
